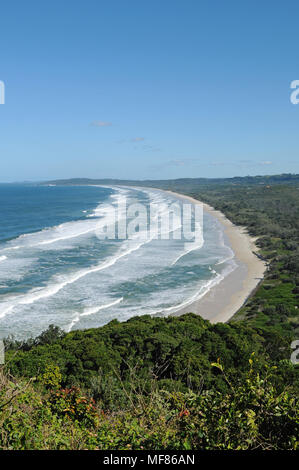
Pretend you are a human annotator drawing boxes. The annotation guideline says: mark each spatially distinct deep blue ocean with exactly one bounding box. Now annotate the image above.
[0,184,235,339]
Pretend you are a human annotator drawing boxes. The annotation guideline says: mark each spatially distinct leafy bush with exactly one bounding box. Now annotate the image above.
[48,387,98,427]
[0,358,298,450]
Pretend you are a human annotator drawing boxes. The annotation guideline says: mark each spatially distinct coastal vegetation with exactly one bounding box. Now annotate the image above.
[1,174,299,450]
[1,316,298,450]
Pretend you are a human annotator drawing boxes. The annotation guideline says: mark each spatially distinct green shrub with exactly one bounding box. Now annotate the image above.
[48,386,99,428]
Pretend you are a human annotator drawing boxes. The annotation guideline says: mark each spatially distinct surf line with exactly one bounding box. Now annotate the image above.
[0,231,158,319]
[66,297,123,332]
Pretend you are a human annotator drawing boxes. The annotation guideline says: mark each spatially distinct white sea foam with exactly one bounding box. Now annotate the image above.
[0,256,7,262]
[0,189,127,254]
[215,253,235,266]
[171,225,204,265]
[146,259,237,317]
[66,297,123,332]
[0,187,180,320]
[0,233,155,319]
[213,219,235,265]
[0,257,37,283]
[0,221,98,253]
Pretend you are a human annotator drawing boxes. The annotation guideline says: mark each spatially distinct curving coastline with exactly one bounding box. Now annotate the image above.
[164,190,268,323]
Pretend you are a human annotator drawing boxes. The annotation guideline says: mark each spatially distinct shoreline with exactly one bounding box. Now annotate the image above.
[99,184,267,324]
[163,190,267,323]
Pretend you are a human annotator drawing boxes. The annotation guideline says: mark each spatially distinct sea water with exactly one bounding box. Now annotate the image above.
[0,184,236,339]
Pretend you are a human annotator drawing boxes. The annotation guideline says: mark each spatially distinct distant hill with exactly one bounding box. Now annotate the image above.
[41,173,299,188]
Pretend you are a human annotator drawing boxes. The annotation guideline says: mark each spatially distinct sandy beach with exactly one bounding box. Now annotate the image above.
[163,190,268,323]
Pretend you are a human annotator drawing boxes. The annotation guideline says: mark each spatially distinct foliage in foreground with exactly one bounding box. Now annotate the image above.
[0,357,297,450]
[5,315,298,403]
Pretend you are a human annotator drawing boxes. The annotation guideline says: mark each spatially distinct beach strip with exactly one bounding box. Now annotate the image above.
[165,190,267,323]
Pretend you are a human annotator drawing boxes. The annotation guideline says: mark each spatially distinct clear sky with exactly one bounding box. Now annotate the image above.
[0,0,298,182]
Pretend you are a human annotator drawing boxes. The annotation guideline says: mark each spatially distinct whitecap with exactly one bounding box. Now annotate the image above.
[66,297,123,332]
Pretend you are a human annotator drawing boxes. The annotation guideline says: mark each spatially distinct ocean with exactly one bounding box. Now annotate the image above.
[0,184,236,339]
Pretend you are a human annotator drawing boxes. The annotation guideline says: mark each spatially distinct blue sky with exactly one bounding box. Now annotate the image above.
[0,0,298,182]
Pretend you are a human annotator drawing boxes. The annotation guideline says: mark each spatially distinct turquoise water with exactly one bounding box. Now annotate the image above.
[0,184,235,339]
